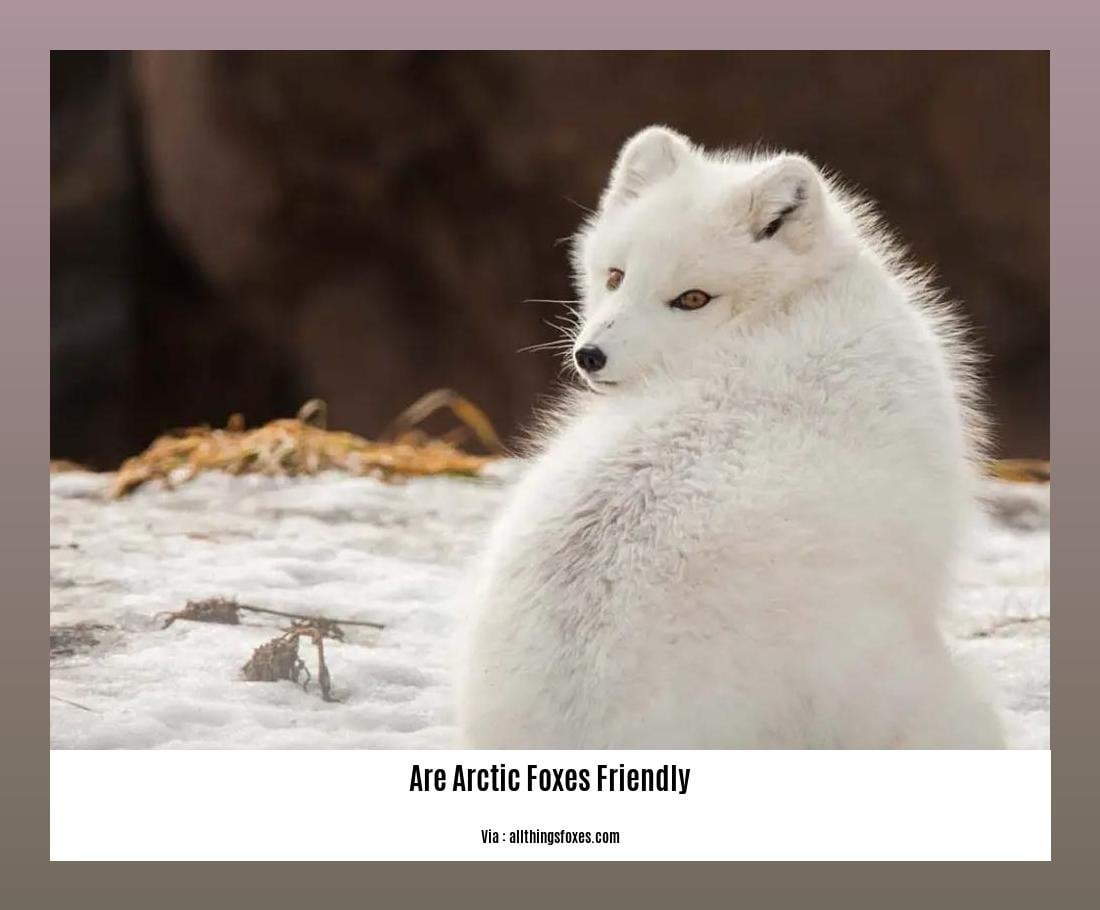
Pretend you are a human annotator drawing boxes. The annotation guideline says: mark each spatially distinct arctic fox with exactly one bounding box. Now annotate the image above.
[459,126,1004,748]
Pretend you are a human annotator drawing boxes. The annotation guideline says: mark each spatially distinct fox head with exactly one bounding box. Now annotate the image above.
[569,126,858,390]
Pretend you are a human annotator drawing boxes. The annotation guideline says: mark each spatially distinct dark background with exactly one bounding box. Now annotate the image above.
[51,51,1049,468]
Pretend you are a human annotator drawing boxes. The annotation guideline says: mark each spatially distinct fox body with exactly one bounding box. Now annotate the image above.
[458,127,1003,748]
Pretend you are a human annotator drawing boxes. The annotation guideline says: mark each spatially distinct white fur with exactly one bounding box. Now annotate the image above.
[458,126,1004,748]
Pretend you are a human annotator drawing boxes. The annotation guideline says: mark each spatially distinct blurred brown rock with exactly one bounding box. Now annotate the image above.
[52,51,1049,466]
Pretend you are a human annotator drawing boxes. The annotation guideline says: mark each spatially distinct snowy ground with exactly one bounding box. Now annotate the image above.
[50,465,1050,749]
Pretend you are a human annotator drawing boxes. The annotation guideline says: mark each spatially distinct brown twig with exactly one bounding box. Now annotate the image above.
[51,694,100,713]
[234,603,383,632]
[157,597,383,632]
[965,616,1049,640]
[379,388,508,454]
[157,598,375,703]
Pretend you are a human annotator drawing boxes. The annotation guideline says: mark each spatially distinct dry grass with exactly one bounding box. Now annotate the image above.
[158,597,376,703]
[50,622,113,659]
[50,459,90,474]
[988,459,1051,484]
[111,391,503,498]
[53,389,1049,493]
[159,597,242,628]
[242,621,344,702]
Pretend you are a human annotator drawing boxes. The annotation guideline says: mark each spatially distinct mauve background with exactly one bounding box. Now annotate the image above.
[50,50,1048,467]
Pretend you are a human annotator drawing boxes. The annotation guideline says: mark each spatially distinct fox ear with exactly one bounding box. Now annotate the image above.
[601,126,692,212]
[747,156,824,251]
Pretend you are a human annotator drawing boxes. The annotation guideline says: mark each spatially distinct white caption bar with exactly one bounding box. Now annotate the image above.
[50,750,1050,861]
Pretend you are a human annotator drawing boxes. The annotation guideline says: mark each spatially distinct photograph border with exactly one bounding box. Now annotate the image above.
[7,0,1088,897]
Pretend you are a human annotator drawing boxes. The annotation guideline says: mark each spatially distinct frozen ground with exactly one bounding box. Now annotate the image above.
[50,465,1050,749]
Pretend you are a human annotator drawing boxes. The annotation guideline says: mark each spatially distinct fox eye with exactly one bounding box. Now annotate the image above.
[670,289,713,311]
[606,268,624,291]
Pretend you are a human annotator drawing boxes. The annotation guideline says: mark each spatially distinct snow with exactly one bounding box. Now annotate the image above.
[50,466,1049,749]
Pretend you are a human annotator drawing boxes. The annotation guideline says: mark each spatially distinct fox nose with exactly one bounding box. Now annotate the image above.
[575,345,607,374]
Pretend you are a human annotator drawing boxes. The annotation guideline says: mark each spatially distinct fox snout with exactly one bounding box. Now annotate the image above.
[574,345,607,374]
